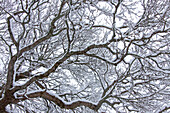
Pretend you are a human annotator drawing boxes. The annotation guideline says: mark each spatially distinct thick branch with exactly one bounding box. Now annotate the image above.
[6,55,17,89]
[19,91,97,110]
[12,53,72,92]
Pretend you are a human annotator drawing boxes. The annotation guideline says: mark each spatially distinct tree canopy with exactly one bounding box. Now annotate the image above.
[0,0,169,112]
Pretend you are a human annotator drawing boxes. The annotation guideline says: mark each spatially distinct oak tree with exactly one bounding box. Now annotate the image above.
[0,0,169,112]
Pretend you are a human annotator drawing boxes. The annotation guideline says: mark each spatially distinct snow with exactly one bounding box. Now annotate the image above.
[12,61,17,88]
[152,67,170,74]
[12,78,31,88]
[154,104,170,113]
[46,90,98,105]
[124,55,134,63]
[0,92,4,100]
[14,89,46,99]
[31,66,48,75]
[14,89,99,105]
[26,89,46,95]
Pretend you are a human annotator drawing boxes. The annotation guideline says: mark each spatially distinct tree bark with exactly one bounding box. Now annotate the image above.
[0,97,10,113]
[0,90,16,113]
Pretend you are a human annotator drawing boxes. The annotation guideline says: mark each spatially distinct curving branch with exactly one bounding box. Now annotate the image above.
[18,90,97,110]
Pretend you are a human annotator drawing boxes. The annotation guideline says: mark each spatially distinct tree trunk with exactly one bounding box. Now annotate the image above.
[0,109,8,113]
[0,100,8,113]
[0,90,14,113]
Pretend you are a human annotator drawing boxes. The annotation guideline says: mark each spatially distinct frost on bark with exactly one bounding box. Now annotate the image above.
[0,0,169,112]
